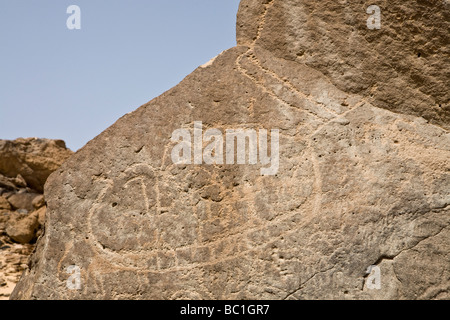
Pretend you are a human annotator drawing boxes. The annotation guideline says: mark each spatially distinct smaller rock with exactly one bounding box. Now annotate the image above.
[0,174,17,191]
[36,206,46,227]
[5,212,39,244]
[0,197,11,210]
[335,117,350,126]
[32,195,45,209]
[7,193,40,212]
[12,175,27,188]
[16,209,29,215]
[0,212,9,231]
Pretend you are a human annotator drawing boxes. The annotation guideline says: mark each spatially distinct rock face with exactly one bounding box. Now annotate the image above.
[12,0,449,300]
[237,0,449,128]
[0,138,73,193]
[0,138,71,299]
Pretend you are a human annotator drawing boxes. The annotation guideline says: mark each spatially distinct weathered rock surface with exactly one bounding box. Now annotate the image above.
[237,0,449,128]
[0,138,73,192]
[7,193,41,212]
[0,239,33,300]
[0,138,70,299]
[12,0,449,299]
[0,197,11,211]
[0,208,39,300]
[0,173,26,191]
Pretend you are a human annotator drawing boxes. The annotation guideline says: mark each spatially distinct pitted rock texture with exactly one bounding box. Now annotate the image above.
[12,0,449,300]
[237,0,450,129]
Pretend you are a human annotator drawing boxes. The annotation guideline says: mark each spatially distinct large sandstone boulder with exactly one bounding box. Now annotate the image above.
[0,138,73,192]
[11,0,449,299]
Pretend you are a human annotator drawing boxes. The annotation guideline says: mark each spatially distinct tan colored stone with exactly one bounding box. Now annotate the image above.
[237,0,449,129]
[36,206,46,227]
[7,193,40,212]
[0,174,18,191]
[0,138,73,192]
[12,175,27,188]
[32,195,45,210]
[0,197,11,211]
[11,0,449,300]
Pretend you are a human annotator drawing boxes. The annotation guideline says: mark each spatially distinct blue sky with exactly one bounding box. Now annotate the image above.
[0,0,241,151]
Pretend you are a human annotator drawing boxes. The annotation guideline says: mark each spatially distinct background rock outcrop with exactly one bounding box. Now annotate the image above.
[11,0,449,300]
[0,138,72,299]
